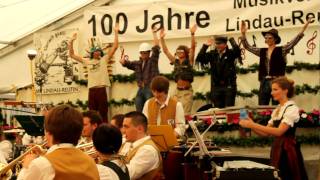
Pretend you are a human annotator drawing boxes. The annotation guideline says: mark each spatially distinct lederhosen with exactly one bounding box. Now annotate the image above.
[270,104,308,180]
[101,161,130,180]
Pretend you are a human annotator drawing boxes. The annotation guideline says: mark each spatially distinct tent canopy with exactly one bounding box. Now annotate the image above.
[0,0,94,49]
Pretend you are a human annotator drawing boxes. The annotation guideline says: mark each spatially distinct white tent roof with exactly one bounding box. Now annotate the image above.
[0,0,94,49]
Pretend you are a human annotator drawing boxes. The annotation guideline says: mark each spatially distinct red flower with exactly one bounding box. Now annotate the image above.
[312,109,320,115]
[233,117,240,124]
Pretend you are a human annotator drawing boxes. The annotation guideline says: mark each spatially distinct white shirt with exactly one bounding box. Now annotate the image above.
[17,143,74,180]
[0,140,12,161]
[143,95,186,136]
[119,136,160,180]
[22,134,32,145]
[0,151,7,164]
[268,100,300,127]
[85,55,111,88]
[97,159,127,180]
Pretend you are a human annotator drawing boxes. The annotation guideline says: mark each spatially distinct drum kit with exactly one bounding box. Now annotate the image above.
[161,105,280,180]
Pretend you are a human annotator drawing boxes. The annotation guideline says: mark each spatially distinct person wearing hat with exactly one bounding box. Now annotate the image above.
[68,24,119,122]
[120,27,161,112]
[196,35,242,108]
[240,19,311,105]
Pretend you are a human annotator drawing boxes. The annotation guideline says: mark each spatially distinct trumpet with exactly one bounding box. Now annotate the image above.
[76,142,97,155]
[0,144,46,179]
[76,142,93,150]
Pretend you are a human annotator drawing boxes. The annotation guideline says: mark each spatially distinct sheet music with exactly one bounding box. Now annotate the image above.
[188,121,210,156]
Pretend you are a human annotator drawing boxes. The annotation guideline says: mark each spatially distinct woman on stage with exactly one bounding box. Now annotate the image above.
[159,24,197,115]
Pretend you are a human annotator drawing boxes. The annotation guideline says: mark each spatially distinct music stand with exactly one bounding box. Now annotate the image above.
[14,115,45,136]
[147,125,178,152]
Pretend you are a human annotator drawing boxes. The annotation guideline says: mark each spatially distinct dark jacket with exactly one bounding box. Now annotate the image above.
[196,39,241,90]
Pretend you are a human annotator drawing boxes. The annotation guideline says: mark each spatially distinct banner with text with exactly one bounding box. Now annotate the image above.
[84,0,319,42]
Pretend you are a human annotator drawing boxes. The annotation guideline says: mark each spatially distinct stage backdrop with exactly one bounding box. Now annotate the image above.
[83,0,319,63]
[33,29,82,95]
[17,0,319,114]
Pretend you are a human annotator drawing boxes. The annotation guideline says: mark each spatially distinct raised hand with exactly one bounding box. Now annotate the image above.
[205,38,214,46]
[151,25,159,33]
[114,23,119,33]
[70,33,77,41]
[190,24,197,34]
[160,28,166,39]
[240,21,247,35]
[300,17,312,34]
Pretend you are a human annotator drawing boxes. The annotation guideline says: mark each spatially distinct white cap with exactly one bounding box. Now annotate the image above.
[139,43,152,52]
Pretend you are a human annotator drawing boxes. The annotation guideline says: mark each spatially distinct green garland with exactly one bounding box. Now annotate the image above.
[107,98,135,107]
[74,62,319,85]
[193,84,320,101]
[212,134,320,147]
[60,83,320,108]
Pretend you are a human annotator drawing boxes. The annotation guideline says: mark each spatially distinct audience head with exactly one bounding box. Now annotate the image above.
[110,114,125,134]
[122,111,148,142]
[44,105,83,146]
[82,110,102,138]
[92,124,122,155]
[151,76,170,102]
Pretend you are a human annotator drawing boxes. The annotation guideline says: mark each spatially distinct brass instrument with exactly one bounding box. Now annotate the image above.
[76,142,98,162]
[76,142,93,150]
[76,142,97,155]
[0,144,46,179]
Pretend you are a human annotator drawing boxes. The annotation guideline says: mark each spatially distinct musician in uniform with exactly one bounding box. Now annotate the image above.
[239,77,308,180]
[142,76,186,137]
[119,111,161,180]
[18,105,99,180]
[80,110,103,144]
[93,124,129,180]
[110,114,125,135]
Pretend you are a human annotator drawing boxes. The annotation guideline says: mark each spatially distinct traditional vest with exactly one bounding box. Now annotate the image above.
[45,148,99,180]
[124,139,162,180]
[259,47,286,81]
[147,97,177,126]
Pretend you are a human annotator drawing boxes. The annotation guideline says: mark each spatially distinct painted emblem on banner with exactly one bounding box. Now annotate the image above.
[33,29,80,94]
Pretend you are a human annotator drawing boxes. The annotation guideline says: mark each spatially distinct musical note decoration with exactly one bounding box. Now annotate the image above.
[290,46,295,56]
[306,31,317,55]
[252,35,257,47]
[238,37,246,60]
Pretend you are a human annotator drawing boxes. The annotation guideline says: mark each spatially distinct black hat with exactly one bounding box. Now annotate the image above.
[262,28,281,44]
[214,36,228,44]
